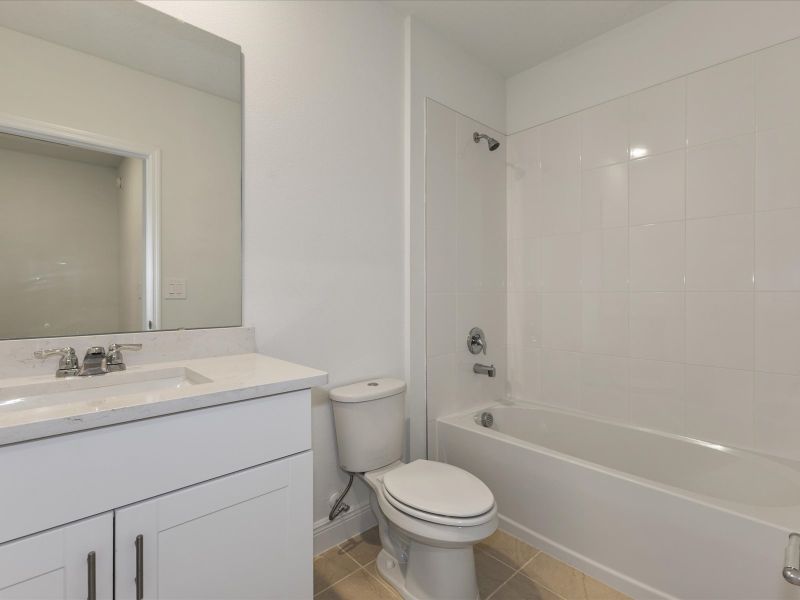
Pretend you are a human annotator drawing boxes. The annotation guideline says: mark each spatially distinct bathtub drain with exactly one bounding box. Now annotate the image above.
[475,411,494,428]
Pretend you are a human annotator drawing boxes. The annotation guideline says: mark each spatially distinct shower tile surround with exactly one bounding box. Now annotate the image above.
[505,37,800,460]
[425,100,507,451]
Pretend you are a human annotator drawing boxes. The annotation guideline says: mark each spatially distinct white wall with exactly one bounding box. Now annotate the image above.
[507,0,800,133]
[0,147,120,338]
[424,100,506,457]
[408,18,507,460]
[0,24,241,331]
[506,35,800,461]
[117,157,145,332]
[141,0,406,541]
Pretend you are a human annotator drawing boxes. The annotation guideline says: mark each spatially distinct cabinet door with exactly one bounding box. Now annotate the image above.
[115,451,312,600]
[0,513,113,600]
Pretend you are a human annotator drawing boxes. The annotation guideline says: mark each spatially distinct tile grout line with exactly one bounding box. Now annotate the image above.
[312,549,364,598]
[484,550,541,600]
[485,549,570,600]
[362,561,403,598]
[313,564,365,598]
[339,541,401,598]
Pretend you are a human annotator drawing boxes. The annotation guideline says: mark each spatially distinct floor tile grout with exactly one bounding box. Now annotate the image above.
[314,564,367,598]
[485,550,569,600]
[337,535,400,598]
[362,560,403,598]
[312,550,364,598]
[485,550,539,600]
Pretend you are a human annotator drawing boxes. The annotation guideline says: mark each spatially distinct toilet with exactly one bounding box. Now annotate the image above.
[330,378,497,600]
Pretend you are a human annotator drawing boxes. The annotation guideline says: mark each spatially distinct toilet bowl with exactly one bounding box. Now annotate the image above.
[330,379,498,600]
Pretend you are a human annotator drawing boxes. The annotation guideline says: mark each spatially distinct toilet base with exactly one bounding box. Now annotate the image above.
[375,549,422,600]
[375,546,480,600]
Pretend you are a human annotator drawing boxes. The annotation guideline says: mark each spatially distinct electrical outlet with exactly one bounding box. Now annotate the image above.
[165,278,187,299]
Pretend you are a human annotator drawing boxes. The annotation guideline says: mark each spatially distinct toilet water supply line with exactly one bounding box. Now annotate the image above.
[329,472,354,521]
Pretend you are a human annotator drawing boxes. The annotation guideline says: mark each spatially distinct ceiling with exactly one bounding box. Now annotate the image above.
[0,0,242,102]
[388,0,670,77]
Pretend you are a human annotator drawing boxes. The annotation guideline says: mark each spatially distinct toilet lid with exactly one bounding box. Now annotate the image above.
[382,460,494,518]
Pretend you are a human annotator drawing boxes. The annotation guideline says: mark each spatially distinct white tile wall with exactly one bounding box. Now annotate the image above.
[755,126,800,211]
[629,293,684,363]
[686,135,754,219]
[581,163,628,230]
[425,100,506,429]
[629,222,685,291]
[506,37,800,460]
[580,228,628,292]
[629,150,685,225]
[629,79,686,157]
[685,214,754,290]
[686,55,755,146]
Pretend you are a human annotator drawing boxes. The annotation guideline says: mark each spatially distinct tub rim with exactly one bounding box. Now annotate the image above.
[436,399,800,532]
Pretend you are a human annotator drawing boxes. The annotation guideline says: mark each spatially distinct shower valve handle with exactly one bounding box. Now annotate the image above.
[467,327,487,355]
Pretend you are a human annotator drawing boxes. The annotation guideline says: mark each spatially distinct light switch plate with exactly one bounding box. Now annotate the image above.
[165,278,187,299]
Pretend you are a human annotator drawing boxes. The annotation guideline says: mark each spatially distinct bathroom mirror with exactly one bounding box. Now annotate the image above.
[0,0,242,339]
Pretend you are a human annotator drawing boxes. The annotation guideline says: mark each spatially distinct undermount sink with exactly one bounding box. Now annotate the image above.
[0,367,212,414]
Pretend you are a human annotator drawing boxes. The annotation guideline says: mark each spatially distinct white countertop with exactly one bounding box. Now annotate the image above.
[0,353,327,446]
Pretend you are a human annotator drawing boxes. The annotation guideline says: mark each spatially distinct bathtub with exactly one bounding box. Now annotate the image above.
[437,402,800,600]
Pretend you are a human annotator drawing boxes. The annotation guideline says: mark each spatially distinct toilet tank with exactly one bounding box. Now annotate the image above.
[330,378,406,473]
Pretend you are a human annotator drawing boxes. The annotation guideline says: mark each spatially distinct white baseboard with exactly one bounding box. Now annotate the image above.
[313,503,376,555]
[498,514,674,600]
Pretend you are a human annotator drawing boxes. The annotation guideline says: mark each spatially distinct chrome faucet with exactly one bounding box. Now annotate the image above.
[34,343,142,377]
[79,346,108,376]
[473,363,496,377]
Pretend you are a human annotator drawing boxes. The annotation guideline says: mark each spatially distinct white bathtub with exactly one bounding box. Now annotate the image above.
[437,402,800,600]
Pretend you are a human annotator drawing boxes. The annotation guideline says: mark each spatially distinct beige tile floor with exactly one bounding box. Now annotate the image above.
[314,527,632,600]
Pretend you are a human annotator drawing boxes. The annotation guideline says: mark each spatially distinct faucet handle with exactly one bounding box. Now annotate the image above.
[34,347,75,360]
[108,343,142,353]
[467,327,487,355]
[107,343,142,371]
[34,347,79,376]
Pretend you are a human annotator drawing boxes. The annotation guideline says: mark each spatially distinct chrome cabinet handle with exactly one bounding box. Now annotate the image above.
[784,533,800,586]
[87,551,96,600]
[135,534,144,600]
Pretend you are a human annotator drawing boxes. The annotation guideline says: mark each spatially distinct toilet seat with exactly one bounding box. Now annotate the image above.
[380,460,495,526]
[381,485,495,526]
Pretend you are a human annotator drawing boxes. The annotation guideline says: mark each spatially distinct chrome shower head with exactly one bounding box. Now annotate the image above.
[473,131,500,151]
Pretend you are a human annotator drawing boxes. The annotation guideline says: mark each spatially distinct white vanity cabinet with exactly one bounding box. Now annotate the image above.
[115,453,311,600]
[0,369,321,600]
[0,513,113,600]
[0,453,311,600]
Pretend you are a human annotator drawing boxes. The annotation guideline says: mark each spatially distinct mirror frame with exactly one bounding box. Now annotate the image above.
[0,111,163,330]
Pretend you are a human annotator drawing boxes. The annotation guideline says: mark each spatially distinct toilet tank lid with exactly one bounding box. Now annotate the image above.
[330,378,406,403]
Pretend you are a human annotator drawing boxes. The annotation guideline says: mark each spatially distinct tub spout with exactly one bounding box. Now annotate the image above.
[473,363,496,377]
